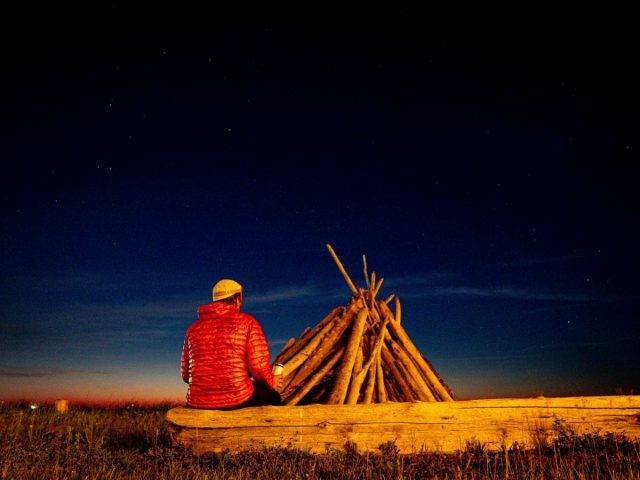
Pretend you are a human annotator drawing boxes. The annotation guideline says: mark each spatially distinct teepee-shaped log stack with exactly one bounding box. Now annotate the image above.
[274,244,454,405]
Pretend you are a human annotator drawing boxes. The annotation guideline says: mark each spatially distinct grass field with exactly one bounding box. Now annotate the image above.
[1,402,639,479]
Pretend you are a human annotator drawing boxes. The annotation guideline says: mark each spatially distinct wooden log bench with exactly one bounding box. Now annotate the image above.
[166,395,640,454]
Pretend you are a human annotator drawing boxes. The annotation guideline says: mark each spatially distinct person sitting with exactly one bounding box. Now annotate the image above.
[181,279,282,409]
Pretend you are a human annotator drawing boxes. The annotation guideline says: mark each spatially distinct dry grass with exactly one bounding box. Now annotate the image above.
[1,402,639,479]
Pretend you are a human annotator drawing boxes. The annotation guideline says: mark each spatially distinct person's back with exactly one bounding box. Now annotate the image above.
[181,279,278,409]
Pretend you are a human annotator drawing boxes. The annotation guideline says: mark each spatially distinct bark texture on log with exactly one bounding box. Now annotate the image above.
[167,396,640,454]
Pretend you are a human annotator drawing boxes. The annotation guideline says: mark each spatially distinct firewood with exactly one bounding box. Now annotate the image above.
[362,324,387,405]
[394,296,402,325]
[354,341,364,373]
[385,374,401,402]
[327,308,368,404]
[326,244,358,295]
[376,357,387,402]
[362,254,370,288]
[282,319,336,376]
[347,315,388,404]
[381,345,415,401]
[283,303,360,395]
[362,356,377,404]
[276,338,298,361]
[378,301,453,401]
[388,340,436,401]
[372,277,384,298]
[421,353,455,400]
[286,347,345,405]
[273,246,454,406]
[345,341,365,404]
[275,306,342,365]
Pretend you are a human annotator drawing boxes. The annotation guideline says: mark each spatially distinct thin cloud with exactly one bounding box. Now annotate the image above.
[268,338,292,347]
[249,285,346,304]
[384,272,456,288]
[429,287,592,302]
[495,254,592,269]
[250,286,319,303]
[422,287,640,303]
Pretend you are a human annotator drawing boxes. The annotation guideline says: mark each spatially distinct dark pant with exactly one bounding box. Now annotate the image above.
[219,381,282,410]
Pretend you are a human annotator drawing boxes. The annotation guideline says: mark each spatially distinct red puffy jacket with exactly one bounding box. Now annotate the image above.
[181,302,275,408]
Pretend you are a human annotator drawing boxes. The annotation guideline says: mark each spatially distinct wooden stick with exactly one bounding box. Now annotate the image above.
[421,353,455,401]
[388,339,436,401]
[346,312,388,404]
[299,327,311,337]
[370,272,376,293]
[346,348,365,404]
[282,302,360,396]
[327,308,368,404]
[376,357,387,402]
[362,356,377,404]
[394,296,402,325]
[326,244,358,295]
[345,341,365,404]
[378,301,454,401]
[282,319,336,376]
[362,255,370,288]
[362,332,383,405]
[384,370,401,402]
[381,345,415,401]
[354,341,364,374]
[277,337,297,359]
[373,277,384,298]
[286,347,345,406]
[383,294,395,304]
[275,306,342,365]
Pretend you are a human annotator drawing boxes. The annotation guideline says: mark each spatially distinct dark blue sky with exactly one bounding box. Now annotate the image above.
[1,18,638,400]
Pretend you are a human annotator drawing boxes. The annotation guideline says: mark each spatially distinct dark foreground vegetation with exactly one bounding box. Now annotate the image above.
[1,402,639,479]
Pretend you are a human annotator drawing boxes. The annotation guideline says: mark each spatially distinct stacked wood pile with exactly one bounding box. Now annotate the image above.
[274,244,454,405]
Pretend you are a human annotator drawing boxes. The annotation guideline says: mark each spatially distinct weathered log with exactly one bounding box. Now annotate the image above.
[286,347,345,406]
[166,396,640,454]
[326,244,358,295]
[327,308,368,404]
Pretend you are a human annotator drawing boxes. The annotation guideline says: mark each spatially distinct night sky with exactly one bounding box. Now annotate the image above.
[1,17,638,402]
